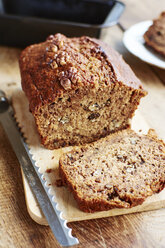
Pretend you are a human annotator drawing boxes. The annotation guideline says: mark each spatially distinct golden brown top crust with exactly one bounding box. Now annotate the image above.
[19,33,146,113]
[144,11,165,57]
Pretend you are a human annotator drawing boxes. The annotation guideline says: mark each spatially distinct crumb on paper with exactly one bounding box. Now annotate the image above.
[55,179,64,187]
[51,156,54,160]
[46,168,52,173]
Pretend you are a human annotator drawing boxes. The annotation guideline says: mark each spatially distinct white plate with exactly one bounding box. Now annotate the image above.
[123,21,165,69]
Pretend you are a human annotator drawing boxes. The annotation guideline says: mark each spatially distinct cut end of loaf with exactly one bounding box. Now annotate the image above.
[35,83,144,149]
[59,129,165,212]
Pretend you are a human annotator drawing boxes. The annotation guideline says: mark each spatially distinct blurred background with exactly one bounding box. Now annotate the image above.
[0,0,124,46]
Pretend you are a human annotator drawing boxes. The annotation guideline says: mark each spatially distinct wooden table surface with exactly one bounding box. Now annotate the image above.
[0,1,165,247]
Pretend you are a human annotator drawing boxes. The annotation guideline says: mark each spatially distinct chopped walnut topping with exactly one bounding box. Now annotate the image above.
[50,60,58,69]
[68,67,77,79]
[60,57,66,65]
[59,71,65,77]
[51,45,58,52]
[60,78,71,90]
[59,40,64,48]
[76,75,82,84]
[53,33,64,48]
[55,51,70,66]
[54,53,58,59]
[69,67,77,75]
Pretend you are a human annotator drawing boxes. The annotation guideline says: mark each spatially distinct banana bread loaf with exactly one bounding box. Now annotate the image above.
[19,33,147,149]
[144,12,165,57]
[59,129,165,212]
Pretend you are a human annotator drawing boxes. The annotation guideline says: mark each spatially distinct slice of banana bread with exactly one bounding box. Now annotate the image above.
[144,12,165,57]
[59,129,165,212]
[19,33,147,149]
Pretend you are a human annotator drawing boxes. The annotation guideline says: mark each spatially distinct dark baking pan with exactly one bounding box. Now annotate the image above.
[0,0,125,47]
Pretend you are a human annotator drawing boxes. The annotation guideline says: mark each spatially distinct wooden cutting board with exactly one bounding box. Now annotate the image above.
[12,89,165,226]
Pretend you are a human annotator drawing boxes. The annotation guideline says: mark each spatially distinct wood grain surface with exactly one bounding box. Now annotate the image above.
[0,1,165,247]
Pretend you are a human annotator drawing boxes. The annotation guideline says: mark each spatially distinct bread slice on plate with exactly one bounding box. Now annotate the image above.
[59,129,165,213]
[144,11,165,57]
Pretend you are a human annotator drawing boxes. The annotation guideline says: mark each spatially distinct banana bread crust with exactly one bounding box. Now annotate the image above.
[20,33,146,114]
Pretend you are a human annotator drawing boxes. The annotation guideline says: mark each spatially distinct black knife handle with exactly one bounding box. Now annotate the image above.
[0,90,9,113]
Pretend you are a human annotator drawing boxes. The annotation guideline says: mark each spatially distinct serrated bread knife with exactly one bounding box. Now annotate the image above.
[0,90,79,247]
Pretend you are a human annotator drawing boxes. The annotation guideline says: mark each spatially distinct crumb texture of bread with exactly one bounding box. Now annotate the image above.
[144,12,165,57]
[19,33,147,149]
[59,129,165,212]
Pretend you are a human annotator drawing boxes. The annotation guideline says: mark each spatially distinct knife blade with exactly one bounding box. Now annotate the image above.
[0,91,79,247]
